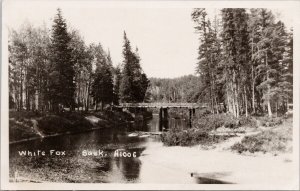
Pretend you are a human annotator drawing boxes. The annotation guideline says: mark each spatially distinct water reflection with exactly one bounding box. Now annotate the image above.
[10,114,191,183]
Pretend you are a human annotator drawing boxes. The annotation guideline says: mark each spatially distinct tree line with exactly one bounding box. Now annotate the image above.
[191,8,293,117]
[148,75,202,103]
[9,8,292,117]
[9,9,149,112]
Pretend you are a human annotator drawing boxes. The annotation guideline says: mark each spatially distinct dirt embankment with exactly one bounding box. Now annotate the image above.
[9,110,135,144]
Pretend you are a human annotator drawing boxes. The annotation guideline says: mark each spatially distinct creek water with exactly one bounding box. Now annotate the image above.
[9,114,202,183]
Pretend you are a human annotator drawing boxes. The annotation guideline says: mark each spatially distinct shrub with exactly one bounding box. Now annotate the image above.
[231,124,292,154]
[161,127,210,146]
[231,143,247,153]
[231,136,265,153]
[239,116,258,128]
[259,116,283,127]
[224,119,238,129]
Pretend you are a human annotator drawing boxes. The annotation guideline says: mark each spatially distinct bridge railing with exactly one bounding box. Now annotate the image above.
[116,102,207,108]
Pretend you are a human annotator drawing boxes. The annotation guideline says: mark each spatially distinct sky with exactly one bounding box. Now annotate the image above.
[4,1,295,78]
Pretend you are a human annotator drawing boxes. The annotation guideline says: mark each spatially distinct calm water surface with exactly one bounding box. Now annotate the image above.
[10,114,201,183]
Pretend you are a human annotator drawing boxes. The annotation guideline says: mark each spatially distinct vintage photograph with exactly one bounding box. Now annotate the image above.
[1,0,299,189]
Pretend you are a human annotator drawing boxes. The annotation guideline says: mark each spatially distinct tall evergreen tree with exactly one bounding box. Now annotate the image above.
[192,8,223,114]
[252,9,289,117]
[131,48,150,102]
[48,9,75,112]
[90,44,114,110]
[119,32,149,103]
[221,8,251,117]
[113,64,122,105]
[248,8,263,114]
[120,32,134,102]
[279,29,293,110]
[69,30,93,111]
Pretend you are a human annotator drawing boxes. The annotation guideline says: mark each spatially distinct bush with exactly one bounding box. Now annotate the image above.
[161,127,210,146]
[231,136,265,153]
[224,119,238,129]
[259,116,283,127]
[231,124,292,154]
[239,116,258,128]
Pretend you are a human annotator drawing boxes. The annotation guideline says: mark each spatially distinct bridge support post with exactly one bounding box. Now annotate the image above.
[163,108,169,129]
[192,108,196,116]
[189,108,192,128]
[159,108,163,131]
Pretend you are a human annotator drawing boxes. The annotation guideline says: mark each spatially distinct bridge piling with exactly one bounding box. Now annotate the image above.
[163,108,169,129]
[189,109,193,128]
[159,108,163,131]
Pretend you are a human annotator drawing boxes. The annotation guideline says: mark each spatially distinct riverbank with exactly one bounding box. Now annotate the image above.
[161,112,292,155]
[230,116,292,155]
[151,113,295,186]
[8,111,295,185]
[161,113,257,146]
[9,110,138,144]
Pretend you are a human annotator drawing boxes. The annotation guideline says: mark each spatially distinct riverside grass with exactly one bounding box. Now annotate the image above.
[161,113,291,156]
[231,116,292,154]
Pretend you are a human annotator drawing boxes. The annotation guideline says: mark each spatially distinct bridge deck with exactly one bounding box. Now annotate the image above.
[114,103,206,109]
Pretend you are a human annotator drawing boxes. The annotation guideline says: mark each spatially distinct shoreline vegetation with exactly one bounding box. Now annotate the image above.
[161,109,292,156]
[10,108,293,156]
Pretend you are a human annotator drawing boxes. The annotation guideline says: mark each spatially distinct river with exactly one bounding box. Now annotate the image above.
[9,113,295,186]
[9,114,202,183]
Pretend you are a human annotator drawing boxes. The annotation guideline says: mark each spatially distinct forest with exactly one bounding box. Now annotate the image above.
[149,8,293,118]
[9,9,149,113]
[192,8,293,117]
[9,8,293,119]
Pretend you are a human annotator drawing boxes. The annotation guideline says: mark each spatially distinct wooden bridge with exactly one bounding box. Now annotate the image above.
[114,103,207,129]
[114,102,207,109]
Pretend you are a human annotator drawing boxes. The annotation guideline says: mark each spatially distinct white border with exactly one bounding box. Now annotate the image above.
[1,0,300,190]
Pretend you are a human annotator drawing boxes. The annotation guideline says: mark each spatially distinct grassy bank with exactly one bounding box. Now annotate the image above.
[9,110,135,143]
[161,112,257,146]
[231,115,292,155]
[161,111,292,155]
